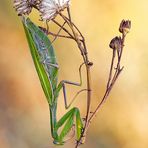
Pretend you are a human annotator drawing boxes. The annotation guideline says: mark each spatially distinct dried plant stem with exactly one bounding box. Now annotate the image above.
[57,12,93,147]
[52,19,75,39]
[48,21,67,47]
[39,10,128,148]
[48,31,73,39]
[87,33,126,129]
[107,50,116,88]
[46,13,127,148]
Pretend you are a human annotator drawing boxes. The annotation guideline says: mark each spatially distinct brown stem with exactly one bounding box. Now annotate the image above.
[57,12,92,147]
[87,33,126,130]
[44,11,127,148]
[107,50,116,88]
[52,19,75,40]
[48,31,73,39]
[60,13,93,148]
[51,22,67,43]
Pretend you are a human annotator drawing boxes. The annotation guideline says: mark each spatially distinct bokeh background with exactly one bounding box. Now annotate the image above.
[0,0,148,148]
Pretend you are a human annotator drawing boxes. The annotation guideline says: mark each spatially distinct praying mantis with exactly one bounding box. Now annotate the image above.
[22,17,84,145]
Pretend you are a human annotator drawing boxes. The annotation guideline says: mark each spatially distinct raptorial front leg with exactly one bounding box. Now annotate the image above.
[53,107,83,145]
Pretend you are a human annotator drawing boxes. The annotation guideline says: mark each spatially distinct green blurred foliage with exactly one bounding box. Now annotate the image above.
[1,0,148,148]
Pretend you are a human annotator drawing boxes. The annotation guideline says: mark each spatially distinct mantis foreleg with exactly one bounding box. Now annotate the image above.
[53,107,83,145]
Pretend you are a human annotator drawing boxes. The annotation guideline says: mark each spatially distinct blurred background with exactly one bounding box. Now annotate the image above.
[0,0,148,148]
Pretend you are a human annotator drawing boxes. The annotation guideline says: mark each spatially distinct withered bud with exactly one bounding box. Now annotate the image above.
[109,36,122,50]
[119,20,131,34]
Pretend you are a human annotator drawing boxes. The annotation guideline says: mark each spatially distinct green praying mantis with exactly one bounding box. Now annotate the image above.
[22,17,84,145]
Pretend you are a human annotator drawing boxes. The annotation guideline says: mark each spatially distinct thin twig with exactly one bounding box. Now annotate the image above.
[87,33,127,129]
[50,21,67,45]
[59,12,87,63]
[60,12,93,148]
[48,31,73,39]
[57,12,92,147]
[107,49,116,88]
[52,19,75,40]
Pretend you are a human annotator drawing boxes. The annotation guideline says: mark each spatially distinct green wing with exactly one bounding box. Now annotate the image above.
[22,17,54,105]
[24,18,58,84]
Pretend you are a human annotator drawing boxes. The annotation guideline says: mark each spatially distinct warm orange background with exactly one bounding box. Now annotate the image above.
[0,0,148,148]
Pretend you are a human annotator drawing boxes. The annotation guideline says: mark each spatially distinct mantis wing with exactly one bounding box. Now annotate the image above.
[22,17,54,105]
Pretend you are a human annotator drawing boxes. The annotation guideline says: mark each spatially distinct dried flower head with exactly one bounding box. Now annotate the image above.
[119,20,131,34]
[109,36,122,50]
[39,0,70,21]
[13,0,40,16]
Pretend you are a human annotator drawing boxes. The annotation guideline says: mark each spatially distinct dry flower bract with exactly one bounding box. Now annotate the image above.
[13,0,40,16]
[39,0,70,21]
[13,0,32,15]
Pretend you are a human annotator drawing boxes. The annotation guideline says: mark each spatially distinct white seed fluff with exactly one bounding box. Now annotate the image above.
[39,0,70,21]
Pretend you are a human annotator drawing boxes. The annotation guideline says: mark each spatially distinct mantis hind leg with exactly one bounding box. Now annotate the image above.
[53,107,83,145]
[55,63,86,109]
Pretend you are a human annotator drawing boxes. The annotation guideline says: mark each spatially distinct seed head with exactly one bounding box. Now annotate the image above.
[119,20,131,34]
[109,36,122,50]
[13,0,40,16]
[39,0,70,21]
